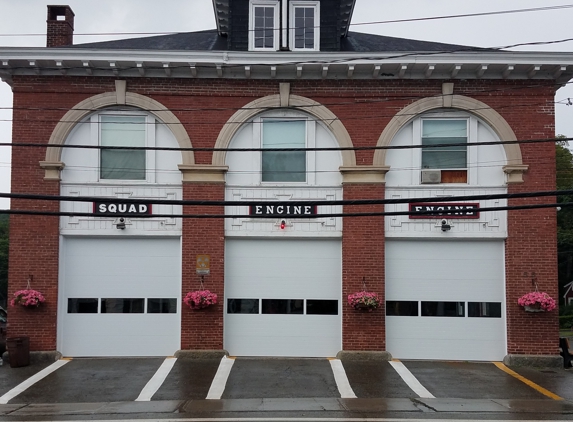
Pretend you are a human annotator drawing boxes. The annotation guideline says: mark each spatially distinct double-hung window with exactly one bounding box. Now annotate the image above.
[261,119,306,182]
[98,113,156,182]
[421,119,468,170]
[290,1,320,51]
[250,0,280,51]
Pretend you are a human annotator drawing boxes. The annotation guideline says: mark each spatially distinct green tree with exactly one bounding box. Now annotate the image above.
[556,137,573,306]
[0,214,7,307]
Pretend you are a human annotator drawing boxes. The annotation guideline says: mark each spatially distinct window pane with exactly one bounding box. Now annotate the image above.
[262,120,306,182]
[100,115,146,180]
[422,120,467,170]
[227,299,259,314]
[468,302,502,318]
[306,300,338,315]
[386,301,418,316]
[423,120,467,138]
[101,115,146,147]
[68,298,98,313]
[422,150,467,169]
[147,298,177,314]
[101,298,144,313]
[262,299,304,314]
[101,149,146,179]
[421,301,465,317]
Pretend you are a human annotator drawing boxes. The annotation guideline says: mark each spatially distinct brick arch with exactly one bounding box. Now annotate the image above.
[41,90,194,179]
[212,94,356,168]
[373,95,526,183]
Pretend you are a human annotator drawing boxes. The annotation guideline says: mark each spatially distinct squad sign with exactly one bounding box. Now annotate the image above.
[249,202,317,217]
[409,203,479,219]
[93,202,152,216]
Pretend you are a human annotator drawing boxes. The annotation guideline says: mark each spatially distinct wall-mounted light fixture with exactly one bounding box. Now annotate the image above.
[116,217,126,230]
[440,219,451,232]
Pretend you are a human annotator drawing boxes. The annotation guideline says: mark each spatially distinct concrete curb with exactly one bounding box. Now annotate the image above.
[174,349,228,359]
[336,350,392,361]
[1,350,61,365]
[503,354,563,368]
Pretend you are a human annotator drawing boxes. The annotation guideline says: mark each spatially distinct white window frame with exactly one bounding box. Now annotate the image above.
[289,1,320,51]
[253,110,316,186]
[94,110,156,184]
[249,0,280,51]
[412,112,478,185]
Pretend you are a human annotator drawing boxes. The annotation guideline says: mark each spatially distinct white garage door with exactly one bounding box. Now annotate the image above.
[225,239,341,357]
[59,237,181,357]
[385,240,506,361]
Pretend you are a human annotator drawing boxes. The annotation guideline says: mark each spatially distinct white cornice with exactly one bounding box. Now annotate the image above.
[1,47,573,84]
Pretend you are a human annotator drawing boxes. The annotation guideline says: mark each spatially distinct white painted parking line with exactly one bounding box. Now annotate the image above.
[135,357,177,402]
[206,356,235,400]
[389,360,435,399]
[328,358,357,399]
[0,359,70,404]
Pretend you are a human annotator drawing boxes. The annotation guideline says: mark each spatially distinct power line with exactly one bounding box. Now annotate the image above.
[1,4,572,37]
[0,135,568,152]
[1,188,569,207]
[0,201,566,219]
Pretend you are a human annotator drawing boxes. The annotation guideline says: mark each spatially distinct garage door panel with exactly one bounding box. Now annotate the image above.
[225,314,340,357]
[386,240,506,361]
[60,237,181,357]
[225,239,342,357]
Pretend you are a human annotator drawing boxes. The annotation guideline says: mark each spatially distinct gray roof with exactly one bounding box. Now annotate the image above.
[73,29,483,53]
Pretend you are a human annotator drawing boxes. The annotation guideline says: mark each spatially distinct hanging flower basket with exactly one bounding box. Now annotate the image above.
[10,289,46,308]
[184,290,218,310]
[348,291,380,312]
[517,291,556,312]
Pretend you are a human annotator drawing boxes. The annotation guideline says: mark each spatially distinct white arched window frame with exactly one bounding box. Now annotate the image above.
[253,110,317,186]
[91,110,157,184]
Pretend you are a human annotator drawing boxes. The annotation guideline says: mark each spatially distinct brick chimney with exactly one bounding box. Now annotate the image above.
[46,5,75,47]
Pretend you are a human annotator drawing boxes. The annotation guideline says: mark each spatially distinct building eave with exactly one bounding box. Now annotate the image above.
[1,47,573,85]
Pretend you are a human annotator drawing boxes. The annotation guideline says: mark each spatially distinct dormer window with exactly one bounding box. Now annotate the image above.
[249,0,320,52]
[290,1,320,51]
[250,1,280,51]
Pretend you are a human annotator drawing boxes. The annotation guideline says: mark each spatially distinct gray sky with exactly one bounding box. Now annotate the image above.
[1,0,573,209]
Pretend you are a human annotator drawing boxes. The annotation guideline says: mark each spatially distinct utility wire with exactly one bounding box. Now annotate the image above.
[1,4,572,37]
[0,135,568,152]
[0,201,566,219]
[0,188,568,207]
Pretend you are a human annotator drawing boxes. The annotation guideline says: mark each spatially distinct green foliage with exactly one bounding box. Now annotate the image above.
[0,214,7,306]
[556,139,573,304]
[560,315,573,329]
[560,304,573,316]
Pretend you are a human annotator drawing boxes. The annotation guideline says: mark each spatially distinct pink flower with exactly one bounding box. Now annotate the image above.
[10,289,46,307]
[517,291,556,312]
[183,290,218,310]
[348,291,380,310]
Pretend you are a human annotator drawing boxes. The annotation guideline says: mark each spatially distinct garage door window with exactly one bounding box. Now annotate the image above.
[68,298,98,313]
[101,298,145,313]
[468,302,502,318]
[147,298,177,314]
[421,301,465,317]
[227,298,338,315]
[306,299,338,315]
[386,301,418,316]
[262,299,304,314]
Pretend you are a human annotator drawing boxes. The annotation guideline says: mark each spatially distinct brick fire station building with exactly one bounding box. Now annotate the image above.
[1,1,571,364]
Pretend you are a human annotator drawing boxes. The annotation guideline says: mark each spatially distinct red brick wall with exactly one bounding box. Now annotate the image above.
[181,183,225,350]
[7,76,558,356]
[342,184,386,351]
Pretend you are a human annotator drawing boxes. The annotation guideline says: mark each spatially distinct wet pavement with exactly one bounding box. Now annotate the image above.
[0,356,572,419]
[222,358,339,399]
